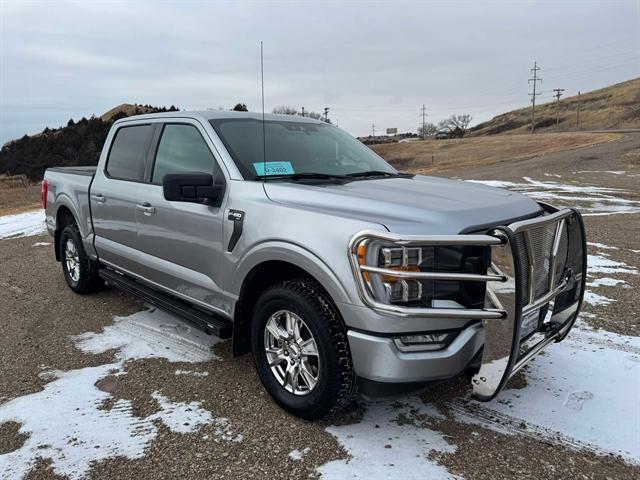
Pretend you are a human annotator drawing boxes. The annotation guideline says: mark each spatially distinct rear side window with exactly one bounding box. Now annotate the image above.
[106,124,153,181]
[152,124,215,184]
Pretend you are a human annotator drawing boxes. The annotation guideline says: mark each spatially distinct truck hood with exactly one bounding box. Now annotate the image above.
[263,175,542,235]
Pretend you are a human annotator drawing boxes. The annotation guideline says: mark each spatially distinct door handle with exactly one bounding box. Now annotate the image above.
[91,194,106,203]
[136,202,155,216]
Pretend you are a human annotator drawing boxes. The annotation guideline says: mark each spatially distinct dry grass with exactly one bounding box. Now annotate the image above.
[471,77,640,135]
[372,132,620,174]
[0,185,41,216]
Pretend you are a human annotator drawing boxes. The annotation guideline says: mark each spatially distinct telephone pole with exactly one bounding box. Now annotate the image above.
[371,123,376,137]
[301,106,305,117]
[323,107,330,122]
[553,88,565,127]
[420,104,427,140]
[576,91,581,130]
[528,61,542,133]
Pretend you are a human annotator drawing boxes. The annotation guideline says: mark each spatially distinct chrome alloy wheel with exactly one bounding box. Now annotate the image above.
[263,310,320,396]
[64,239,80,282]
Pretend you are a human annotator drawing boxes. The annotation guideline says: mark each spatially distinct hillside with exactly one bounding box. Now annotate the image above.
[372,132,620,174]
[471,77,640,135]
[0,104,178,181]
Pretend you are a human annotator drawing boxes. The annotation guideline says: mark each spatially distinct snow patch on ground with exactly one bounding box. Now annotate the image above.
[451,324,640,464]
[0,308,235,480]
[289,447,311,461]
[319,399,459,479]
[466,177,640,216]
[0,364,217,480]
[588,253,637,276]
[32,241,51,247]
[0,210,46,240]
[73,308,221,363]
[175,369,209,377]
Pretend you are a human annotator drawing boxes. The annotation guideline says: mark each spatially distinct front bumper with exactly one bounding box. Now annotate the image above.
[348,322,483,384]
[347,203,587,400]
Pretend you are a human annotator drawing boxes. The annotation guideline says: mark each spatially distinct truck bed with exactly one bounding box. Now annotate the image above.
[46,166,97,177]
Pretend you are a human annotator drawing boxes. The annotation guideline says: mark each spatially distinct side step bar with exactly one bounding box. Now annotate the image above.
[99,268,232,339]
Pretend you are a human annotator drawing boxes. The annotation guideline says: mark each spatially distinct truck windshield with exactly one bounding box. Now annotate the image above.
[209,118,397,181]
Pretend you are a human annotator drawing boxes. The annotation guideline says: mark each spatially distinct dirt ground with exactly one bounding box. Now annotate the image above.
[0,133,639,479]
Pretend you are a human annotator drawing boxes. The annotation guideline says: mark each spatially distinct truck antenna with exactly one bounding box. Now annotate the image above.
[260,41,266,182]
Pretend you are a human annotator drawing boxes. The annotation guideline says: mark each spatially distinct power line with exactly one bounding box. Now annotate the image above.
[553,88,565,127]
[528,61,542,133]
[371,122,376,137]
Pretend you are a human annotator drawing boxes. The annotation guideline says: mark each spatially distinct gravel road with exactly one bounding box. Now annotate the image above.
[0,133,638,479]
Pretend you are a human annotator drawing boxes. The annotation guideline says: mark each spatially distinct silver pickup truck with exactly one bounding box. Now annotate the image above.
[43,111,586,419]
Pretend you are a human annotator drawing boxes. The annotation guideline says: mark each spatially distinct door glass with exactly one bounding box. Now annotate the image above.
[152,124,215,183]
[106,124,153,181]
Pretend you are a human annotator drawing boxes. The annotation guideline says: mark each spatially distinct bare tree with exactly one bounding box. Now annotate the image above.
[438,114,472,138]
[271,105,332,123]
[272,106,299,115]
[417,122,437,138]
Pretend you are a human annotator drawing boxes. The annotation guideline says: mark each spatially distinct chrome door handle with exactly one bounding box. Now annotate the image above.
[91,194,106,203]
[136,203,155,216]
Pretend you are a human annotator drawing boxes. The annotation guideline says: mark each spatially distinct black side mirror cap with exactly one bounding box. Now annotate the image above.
[162,173,224,204]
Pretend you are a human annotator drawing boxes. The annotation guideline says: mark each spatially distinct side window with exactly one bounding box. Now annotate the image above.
[152,124,215,184]
[106,124,152,181]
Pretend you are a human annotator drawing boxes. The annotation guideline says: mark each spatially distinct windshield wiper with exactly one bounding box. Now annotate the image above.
[255,172,348,181]
[344,170,399,178]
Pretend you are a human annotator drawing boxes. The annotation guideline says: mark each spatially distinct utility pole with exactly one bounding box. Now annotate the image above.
[323,107,330,122]
[371,123,376,137]
[301,106,305,117]
[553,88,565,127]
[528,61,542,133]
[420,104,427,140]
[576,91,581,130]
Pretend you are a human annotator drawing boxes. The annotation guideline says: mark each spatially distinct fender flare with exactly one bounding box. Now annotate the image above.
[230,240,356,307]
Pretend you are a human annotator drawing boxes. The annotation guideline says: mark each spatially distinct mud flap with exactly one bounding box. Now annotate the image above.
[472,208,586,401]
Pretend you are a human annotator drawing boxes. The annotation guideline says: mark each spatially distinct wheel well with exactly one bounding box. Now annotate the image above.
[232,260,332,357]
[54,206,77,261]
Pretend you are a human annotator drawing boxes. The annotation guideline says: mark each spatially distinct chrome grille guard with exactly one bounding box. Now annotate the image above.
[348,204,587,401]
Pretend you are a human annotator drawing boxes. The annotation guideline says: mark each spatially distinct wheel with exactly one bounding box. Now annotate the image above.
[251,279,357,419]
[59,224,103,294]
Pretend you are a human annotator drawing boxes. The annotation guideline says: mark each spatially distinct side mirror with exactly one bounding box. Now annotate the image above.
[162,173,224,204]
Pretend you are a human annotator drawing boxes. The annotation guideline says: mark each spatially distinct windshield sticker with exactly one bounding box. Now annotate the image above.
[253,161,294,176]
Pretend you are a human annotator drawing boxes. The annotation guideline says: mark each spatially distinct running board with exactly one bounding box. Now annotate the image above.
[99,268,232,339]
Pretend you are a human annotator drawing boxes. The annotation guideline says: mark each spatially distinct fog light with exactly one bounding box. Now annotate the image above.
[393,332,457,352]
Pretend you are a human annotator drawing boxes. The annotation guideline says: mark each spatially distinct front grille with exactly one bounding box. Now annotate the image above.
[514,220,569,305]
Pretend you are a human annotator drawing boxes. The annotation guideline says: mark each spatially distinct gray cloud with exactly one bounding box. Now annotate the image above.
[1,0,638,144]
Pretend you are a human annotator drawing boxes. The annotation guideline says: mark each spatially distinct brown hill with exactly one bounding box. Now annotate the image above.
[471,78,640,135]
[100,103,170,122]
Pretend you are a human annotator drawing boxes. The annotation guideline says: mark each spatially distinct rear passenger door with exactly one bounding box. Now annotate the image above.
[91,123,155,273]
[132,121,230,315]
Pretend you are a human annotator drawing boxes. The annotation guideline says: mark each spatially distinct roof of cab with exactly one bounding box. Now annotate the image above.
[113,110,326,125]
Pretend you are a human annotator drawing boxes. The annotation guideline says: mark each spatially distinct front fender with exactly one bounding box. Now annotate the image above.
[230,240,356,306]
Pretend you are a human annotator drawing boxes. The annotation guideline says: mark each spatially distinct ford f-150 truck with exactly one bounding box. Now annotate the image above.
[43,111,586,419]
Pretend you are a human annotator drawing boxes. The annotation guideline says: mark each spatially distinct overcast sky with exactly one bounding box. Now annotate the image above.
[1,0,638,145]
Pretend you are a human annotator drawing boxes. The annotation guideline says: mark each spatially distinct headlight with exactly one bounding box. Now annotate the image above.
[355,240,490,308]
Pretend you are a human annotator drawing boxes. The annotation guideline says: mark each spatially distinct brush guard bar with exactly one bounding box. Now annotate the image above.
[348,204,587,401]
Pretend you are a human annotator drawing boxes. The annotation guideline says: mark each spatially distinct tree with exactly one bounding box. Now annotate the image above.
[272,106,299,115]
[232,103,248,111]
[417,122,437,138]
[437,114,473,138]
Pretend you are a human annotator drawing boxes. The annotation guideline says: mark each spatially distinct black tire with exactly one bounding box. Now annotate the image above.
[59,224,103,294]
[251,278,357,420]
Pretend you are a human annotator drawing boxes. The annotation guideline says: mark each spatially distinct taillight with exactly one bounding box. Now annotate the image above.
[41,180,48,209]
